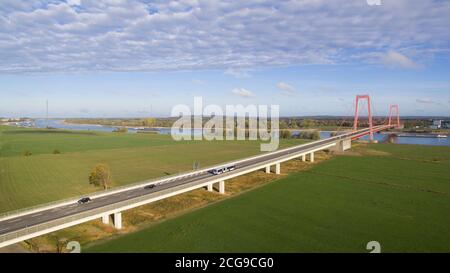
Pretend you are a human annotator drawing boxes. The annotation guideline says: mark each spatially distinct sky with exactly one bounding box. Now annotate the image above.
[1,0,450,118]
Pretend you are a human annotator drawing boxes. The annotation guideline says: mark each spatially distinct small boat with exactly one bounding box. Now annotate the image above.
[397,133,448,138]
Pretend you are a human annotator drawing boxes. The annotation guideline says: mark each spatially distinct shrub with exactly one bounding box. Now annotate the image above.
[23,150,32,156]
[310,130,320,140]
[297,130,320,140]
[280,129,292,139]
[53,149,61,154]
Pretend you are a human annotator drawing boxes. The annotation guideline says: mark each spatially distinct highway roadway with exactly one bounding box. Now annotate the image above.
[0,126,386,236]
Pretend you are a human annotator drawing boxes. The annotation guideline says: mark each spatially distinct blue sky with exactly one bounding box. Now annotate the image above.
[1,0,450,117]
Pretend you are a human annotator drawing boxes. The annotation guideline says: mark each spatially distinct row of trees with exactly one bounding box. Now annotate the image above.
[67,117,386,129]
[279,130,320,140]
[66,117,171,128]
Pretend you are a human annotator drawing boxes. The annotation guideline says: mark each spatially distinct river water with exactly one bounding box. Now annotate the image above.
[22,119,450,147]
[319,131,450,147]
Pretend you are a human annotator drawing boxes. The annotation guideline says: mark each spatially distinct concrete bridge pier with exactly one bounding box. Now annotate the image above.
[101,213,122,229]
[309,152,314,162]
[330,139,352,152]
[219,181,225,194]
[211,181,225,194]
[113,212,122,229]
[275,163,280,174]
[301,154,306,162]
[265,165,271,174]
[207,183,213,192]
[101,214,110,225]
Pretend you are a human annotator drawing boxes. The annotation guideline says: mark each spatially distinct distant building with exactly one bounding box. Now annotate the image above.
[443,120,450,129]
[430,119,450,129]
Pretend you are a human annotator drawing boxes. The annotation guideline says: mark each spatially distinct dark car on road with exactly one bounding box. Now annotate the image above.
[144,184,155,190]
[77,197,92,205]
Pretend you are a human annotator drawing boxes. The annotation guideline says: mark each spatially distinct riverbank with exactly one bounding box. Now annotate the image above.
[382,131,449,137]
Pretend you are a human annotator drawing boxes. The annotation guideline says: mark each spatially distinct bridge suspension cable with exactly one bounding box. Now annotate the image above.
[335,98,355,135]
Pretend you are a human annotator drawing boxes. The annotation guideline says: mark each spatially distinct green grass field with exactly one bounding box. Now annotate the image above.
[86,144,450,253]
[0,126,302,213]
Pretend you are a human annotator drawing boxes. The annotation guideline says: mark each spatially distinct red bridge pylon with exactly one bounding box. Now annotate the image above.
[388,104,400,128]
[353,94,373,141]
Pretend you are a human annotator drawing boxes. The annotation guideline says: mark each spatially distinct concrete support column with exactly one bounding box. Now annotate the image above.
[275,163,280,175]
[219,181,225,194]
[207,183,213,192]
[265,165,271,174]
[102,214,110,225]
[310,152,314,162]
[301,154,306,162]
[113,212,122,230]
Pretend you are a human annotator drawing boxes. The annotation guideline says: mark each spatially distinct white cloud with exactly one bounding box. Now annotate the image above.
[0,0,449,73]
[277,82,296,95]
[381,51,420,69]
[416,98,443,106]
[232,88,255,98]
[67,0,81,6]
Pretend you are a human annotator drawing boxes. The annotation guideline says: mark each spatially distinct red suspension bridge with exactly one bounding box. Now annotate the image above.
[351,94,401,141]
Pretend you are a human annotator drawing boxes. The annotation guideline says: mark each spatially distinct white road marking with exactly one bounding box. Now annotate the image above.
[0,228,9,232]
[30,213,43,217]
[7,218,22,223]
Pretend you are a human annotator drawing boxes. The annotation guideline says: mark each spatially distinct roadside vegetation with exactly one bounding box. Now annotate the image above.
[279,129,320,140]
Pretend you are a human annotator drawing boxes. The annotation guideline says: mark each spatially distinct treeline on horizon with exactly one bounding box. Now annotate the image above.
[65,117,395,130]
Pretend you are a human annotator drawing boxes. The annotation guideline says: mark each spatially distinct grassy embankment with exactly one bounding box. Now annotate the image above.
[86,143,450,253]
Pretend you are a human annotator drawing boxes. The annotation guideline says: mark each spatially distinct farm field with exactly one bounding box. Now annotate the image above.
[87,144,450,253]
[0,126,302,213]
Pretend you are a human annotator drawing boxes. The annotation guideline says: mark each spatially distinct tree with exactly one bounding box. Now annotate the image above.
[310,130,320,140]
[297,130,320,140]
[280,129,292,139]
[143,118,156,127]
[51,235,68,253]
[302,119,315,128]
[89,163,112,190]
